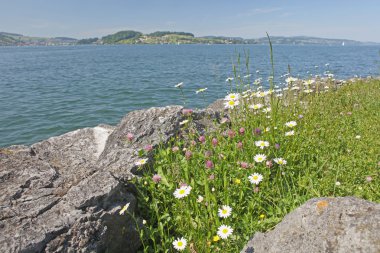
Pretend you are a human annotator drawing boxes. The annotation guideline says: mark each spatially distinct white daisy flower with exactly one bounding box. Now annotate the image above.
[285,121,297,128]
[263,107,271,113]
[195,88,207,94]
[224,93,240,101]
[224,100,239,109]
[173,237,187,251]
[249,103,264,110]
[196,195,204,203]
[135,158,148,166]
[242,89,252,95]
[175,82,183,88]
[285,130,295,136]
[248,173,263,185]
[179,119,189,125]
[273,158,287,165]
[226,77,234,82]
[254,154,267,163]
[255,141,269,149]
[217,225,233,239]
[285,77,298,83]
[218,205,232,218]
[304,79,315,85]
[303,89,313,93]
[256,91,266,98]
[291,86,300,90]
[119,202,130,215]
[173,186,192,199]
[253,78,262,85]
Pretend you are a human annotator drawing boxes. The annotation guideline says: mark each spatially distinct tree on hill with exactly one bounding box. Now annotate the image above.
[148,31,194,37]
[101,31,142,43]
[77,38,99,45]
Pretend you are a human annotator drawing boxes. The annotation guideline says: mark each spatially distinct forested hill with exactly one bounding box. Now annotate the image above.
[1,30,378,46]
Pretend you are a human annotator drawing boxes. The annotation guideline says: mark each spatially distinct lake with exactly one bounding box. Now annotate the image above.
[0,44,379,147]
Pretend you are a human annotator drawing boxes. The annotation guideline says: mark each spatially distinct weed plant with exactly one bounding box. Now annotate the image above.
[128,55,379,252]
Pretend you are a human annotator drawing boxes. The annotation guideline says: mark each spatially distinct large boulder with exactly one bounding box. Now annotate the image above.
[241,197,380,253]
[0,124,138,253]
[0,105,222,253]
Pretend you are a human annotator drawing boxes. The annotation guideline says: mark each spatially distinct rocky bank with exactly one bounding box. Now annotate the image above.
[1,79,379,252]
[0,106,221,253]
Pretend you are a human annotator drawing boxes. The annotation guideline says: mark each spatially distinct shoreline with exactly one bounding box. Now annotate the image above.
[1,76,378,149]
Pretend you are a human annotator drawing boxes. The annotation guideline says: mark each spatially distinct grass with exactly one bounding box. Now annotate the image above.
[129,75,379,252]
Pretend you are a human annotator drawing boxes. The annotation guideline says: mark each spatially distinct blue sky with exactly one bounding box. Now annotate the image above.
[1,0,380,42]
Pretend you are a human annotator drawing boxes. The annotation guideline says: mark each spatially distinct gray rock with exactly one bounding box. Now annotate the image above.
[98,106,184,180]
[241,197,380,253]
[31,125,114,192]
[0,105,223,252]
[0,125,138,253]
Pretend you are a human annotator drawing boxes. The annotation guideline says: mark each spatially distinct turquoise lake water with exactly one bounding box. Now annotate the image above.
[0,44,379,147]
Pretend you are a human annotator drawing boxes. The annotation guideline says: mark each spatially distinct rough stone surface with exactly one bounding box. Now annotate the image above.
[0,106,222,253]
[0,121,143,252]
[241,197,380,253]
[98,106,184,180]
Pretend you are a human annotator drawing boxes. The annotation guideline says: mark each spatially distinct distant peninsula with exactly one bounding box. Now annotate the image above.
[1,30,378,46]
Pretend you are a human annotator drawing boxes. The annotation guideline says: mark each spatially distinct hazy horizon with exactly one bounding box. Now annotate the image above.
[1,0,380,42]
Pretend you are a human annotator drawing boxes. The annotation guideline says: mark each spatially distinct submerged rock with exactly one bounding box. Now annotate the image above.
[241,197,380,253]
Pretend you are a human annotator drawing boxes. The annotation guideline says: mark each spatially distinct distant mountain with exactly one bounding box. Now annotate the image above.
[200,35,244,41]
[246,36,377,45]
[92,30,249,45]
[1,30,378,46]
[0,32,77,46]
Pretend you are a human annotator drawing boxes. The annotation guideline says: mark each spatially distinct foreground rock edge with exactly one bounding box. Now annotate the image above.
[241,197,380,253]
[0,105,224,253]
[1,78,379,252]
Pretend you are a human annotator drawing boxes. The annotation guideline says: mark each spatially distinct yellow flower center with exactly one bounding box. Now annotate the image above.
[179,189,185,195]
[228,101,235,105]
[178,242,183,246]
[258,158,262,161]
[222,229,228,234]
[253,176,258,180]
[222,210,227,214]
[260,143,265,146]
